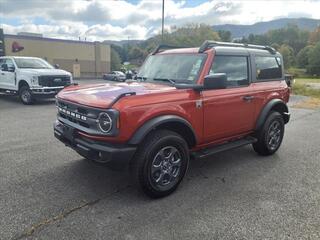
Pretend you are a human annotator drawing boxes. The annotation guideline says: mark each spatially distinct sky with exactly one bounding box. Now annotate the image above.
[0,0,320,41]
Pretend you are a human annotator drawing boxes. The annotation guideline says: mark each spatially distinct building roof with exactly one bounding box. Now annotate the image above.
[4,34,109,46]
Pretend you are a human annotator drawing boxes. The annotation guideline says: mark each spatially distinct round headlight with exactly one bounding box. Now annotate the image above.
[97,112,112,133]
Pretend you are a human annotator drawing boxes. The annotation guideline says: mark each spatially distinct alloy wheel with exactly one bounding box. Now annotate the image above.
[267,120,282,150]
[150,146,182,191]
[21,89,31,103]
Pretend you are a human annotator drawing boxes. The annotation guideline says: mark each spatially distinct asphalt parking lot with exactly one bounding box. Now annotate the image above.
[0,80,319,240]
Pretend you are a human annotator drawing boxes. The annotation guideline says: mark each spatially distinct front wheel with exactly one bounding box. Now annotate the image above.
[131,130,189,198]
[253,111,285,156]
[19,85,34,105]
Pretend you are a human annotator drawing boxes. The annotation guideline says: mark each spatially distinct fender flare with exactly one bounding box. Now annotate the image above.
[255,99,289,131]
[18,80,29,90]
[128,115,197,146]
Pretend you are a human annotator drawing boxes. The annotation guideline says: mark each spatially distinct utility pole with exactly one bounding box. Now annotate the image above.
[127,36,130,62]
[161,0,165,43]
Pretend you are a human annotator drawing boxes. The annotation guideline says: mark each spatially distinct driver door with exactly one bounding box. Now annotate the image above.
[0,58,16,90]
[202,55,255,142]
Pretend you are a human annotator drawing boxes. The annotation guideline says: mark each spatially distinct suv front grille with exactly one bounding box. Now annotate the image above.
[56,100,102,133]
[39,75,71,87]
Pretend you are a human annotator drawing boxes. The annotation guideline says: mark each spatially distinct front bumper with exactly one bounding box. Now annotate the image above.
[54,120,136,170]
[283,112,290,124]
[30,86,64,97]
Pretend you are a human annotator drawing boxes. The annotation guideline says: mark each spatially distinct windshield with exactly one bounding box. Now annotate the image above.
[137,54,206,83]
[14,58,54,69]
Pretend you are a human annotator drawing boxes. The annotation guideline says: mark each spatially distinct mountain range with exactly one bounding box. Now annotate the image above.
[106,18,320,45]
[213,18,320,39]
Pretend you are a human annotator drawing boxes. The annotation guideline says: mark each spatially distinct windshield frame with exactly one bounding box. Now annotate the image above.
[137,53,207,85]
[13,57,54,69]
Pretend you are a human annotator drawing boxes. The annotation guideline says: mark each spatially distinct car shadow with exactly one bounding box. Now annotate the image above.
[12,144,279,207]
[4,144,281,240]
[0,94,56,106]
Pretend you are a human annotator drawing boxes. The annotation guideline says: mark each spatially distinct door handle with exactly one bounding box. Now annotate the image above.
[243,95,254,101]
[1,73,4,75]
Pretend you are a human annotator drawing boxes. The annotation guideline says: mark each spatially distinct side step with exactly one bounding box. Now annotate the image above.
[193,136,257,159]
[0,89,17,95]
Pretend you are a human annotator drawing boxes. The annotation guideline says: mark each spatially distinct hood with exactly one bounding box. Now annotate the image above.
[57,81,175,108]
[18,68,71,76]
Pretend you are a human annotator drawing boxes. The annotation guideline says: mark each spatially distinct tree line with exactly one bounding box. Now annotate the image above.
[111,24,320,76]
[236,24,320,76]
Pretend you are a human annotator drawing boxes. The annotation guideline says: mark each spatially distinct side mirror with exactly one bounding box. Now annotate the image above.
[203,73,227,90]
[1,63,8,71]
[54,64,60,69]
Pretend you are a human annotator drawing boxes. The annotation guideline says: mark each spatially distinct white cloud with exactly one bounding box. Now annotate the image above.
[0,0,319,41]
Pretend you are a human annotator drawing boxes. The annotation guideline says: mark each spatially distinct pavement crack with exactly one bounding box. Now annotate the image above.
[12,185,131,240]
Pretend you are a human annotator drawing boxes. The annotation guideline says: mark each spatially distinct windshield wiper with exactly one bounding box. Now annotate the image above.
[153,78,176,85]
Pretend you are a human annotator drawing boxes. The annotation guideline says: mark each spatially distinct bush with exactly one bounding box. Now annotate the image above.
[287,68,307,78]
[297,45,314,68]
[111,48,121,71]
[307,42,320,76]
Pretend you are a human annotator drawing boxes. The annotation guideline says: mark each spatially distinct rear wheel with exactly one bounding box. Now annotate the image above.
[19,85,34,105]
[253,111,284,156]
[131,130,189,198]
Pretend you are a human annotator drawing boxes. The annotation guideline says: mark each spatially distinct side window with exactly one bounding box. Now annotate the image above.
[5,59,15,69]
[1,59,15,71]
[255,56,282,80]
[209,56,249,87]
[0,59,4,70]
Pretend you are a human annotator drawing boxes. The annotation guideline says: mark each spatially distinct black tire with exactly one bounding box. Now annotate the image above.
[113,77,117,81]
[19,85,34,105]
[253,111,285,156]
[131,129,189,198]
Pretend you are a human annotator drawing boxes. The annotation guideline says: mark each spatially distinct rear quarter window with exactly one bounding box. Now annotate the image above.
[255,56,282,81]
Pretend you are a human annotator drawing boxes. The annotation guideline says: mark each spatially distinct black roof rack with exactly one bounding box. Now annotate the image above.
[198,40,277,54]
[151,44,187,55]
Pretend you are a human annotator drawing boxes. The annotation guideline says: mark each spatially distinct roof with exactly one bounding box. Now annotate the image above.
[0,56,42,59]
[153,41,280,56]
[213,46,281,56]
[158,46,280,56]
[4,34,109,46]
[158,48,199,54]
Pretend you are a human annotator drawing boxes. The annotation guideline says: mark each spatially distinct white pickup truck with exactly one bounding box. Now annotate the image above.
[0,56,73,104]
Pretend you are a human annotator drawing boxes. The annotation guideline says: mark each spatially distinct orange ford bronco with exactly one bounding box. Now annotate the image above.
[54,41,290,198]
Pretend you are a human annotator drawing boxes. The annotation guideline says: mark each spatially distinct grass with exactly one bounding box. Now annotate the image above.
[294,78,320,84]
[291,77,320,108]
[292,97,320,109]
[292,78,320,99]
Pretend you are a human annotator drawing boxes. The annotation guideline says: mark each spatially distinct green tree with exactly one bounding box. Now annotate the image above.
[128,46,147,61]
[111,44,126,63]
[309,26,320,45]
[218,30,231,42]
[278,44,295,69]
[267,24,309,54]
[297,45,314,68]
[149,24,220,48]
[111,48,121,71]
[271,43,280,50]
[307,42,320,75]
